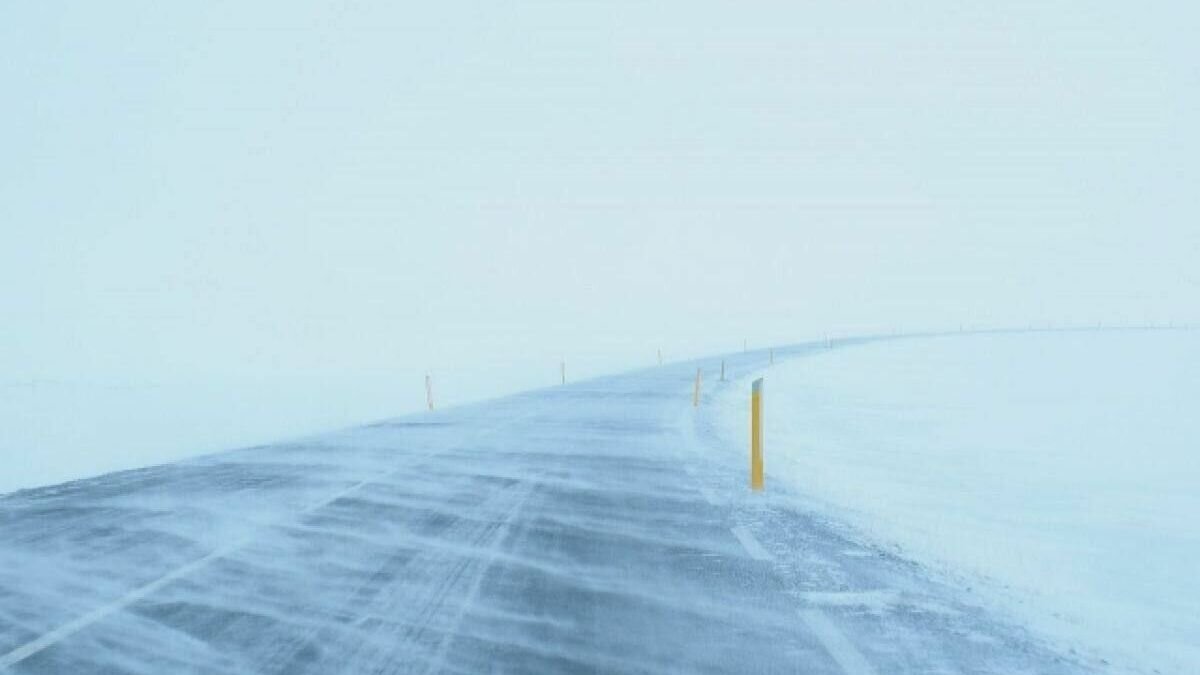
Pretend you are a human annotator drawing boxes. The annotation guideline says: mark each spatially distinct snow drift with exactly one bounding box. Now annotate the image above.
[715,330,1199,674]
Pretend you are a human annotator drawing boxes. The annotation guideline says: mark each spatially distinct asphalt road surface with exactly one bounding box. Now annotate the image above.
[0,341,1094,673]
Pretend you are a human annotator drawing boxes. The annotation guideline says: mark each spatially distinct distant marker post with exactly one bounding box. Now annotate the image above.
[425,374,434,411]
[693,368,702,407]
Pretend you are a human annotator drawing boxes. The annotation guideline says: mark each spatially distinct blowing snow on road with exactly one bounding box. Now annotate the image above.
[7,331,1186,673]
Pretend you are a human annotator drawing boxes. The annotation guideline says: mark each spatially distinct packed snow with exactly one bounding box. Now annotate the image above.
[715,330,1199,674]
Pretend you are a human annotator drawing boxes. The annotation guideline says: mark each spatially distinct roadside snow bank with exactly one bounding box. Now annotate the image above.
[717,330,1200,674]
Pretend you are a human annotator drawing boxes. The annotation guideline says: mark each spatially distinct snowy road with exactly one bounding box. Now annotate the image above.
[0,340,1094,673]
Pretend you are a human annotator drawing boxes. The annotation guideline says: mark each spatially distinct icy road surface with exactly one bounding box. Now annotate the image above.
[1,342,1093,673]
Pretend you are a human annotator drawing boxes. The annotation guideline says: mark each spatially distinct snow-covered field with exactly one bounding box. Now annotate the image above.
[0,366,569,496]
[0,376,392,495]
[0,348,682,497]
[716,330,1199,674]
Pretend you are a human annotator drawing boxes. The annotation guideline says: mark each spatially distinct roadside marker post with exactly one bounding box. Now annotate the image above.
[425,374,434,411]
[693,368,702,407]
[561,359,566,385]
[720,360,726,382]
[750,378,764,490]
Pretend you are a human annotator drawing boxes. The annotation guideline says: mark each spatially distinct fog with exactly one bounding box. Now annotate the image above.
[2,2,1198,489]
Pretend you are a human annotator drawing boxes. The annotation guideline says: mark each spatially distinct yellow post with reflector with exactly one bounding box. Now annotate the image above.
[693,368,702,407]
[750,378,764,490]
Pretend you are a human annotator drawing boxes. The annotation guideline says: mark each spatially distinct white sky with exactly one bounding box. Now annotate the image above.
[3,2,1198,394]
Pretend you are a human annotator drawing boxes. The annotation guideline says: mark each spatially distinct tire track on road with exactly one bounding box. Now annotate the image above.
[0,410,529,671]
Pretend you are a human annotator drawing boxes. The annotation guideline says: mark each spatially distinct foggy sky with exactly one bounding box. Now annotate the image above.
[4,1,1198,397]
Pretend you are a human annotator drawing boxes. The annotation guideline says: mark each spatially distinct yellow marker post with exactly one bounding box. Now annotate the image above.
[425,374,434,411]
[693,368,702,407]
[750,378,764,490]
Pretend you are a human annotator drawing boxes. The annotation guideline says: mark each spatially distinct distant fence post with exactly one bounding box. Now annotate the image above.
[693,368,702,407]
[750,378,764,490]
[425,374,434,411]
